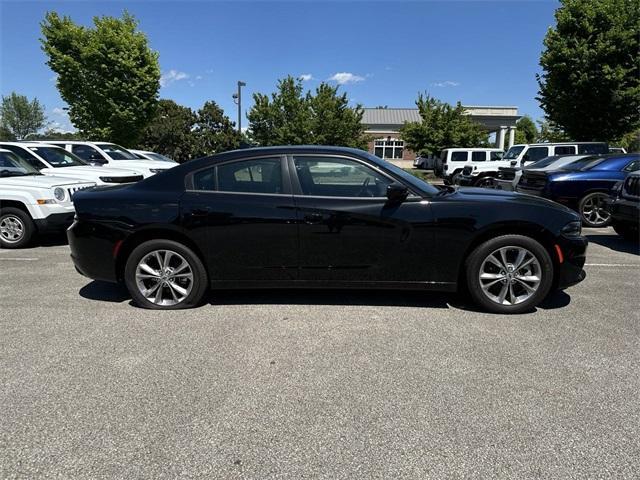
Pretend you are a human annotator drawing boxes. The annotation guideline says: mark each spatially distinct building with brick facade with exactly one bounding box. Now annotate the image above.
[362,106,521,161]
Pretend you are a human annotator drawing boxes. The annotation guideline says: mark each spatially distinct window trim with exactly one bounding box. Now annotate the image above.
[287,153,419,200]
[373,137,404,160]
[185,155,292,195]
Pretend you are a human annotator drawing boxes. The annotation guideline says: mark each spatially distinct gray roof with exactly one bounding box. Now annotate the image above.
[362,108,421,125]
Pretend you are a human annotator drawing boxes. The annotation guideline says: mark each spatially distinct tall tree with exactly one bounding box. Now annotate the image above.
[41,11,160,146]
[537,0,640,141]
[399,94,488,155]
[514,115,538,144]
[193,101,241,157]
[0,92,46,140]
[537,118,571,143]
[137,99,196,163]
[247,76,368,148]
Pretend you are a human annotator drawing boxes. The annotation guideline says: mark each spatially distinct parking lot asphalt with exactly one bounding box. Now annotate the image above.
[1,228,639,479]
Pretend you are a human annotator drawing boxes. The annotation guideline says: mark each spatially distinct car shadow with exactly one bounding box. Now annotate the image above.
[585,233,639,255]
[79,280,130,303]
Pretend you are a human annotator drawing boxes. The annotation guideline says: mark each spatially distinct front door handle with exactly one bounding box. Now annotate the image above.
[304,213,324,225]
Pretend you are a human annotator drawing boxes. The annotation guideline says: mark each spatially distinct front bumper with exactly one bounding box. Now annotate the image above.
[34,212,75,234]
[493,179,515,191]
[608,197,640,226]
[555,235,588,290]
[456,174,475,186]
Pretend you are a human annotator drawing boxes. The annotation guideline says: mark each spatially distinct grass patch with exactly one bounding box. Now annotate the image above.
[402,168,438,182]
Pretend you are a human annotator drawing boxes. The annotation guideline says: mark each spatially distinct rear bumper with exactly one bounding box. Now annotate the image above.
[34,212,75,234]
[555,235,588,290]
[67,219,122,283]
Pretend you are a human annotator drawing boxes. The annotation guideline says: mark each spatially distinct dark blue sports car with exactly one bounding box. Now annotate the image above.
[516,154,640,227]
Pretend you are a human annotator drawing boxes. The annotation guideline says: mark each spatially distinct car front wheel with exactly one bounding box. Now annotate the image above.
[0,208,35,249]
[124,239,208,309]
[466,235,554,314]
[579,192,611,227]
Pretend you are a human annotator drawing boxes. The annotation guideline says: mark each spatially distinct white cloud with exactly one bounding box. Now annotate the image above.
[328,72,365,85]
[195,75,203,80]
[431,80,461,87]
[299,73,313,81]
[160,69,190,87]
[52,107,67,116]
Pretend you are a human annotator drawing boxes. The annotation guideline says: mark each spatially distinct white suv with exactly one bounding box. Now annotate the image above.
[0,149,95,248]
[435,148,504,184]
[503,142,609,167]
[0,142,144,185]
[38,141,177,178]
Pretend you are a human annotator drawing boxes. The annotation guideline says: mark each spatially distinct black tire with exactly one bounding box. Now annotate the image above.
[465,235,554,314]
[124,239,208,310]
[473,176,496,188]
[0,207,35,249]
[578,192,612,228]
[612,222,639,242]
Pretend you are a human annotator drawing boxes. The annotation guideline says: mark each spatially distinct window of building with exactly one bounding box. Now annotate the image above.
[472,152,486,162]
[374,138,404,159]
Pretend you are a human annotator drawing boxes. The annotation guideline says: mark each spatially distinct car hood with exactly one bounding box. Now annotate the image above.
[0,175,94,188]
[42,166,142,177]
[450,186,575,213]
[109,160,175,171]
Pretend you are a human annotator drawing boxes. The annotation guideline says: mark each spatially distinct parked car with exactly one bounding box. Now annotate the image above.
[503,142,609,168]
[130,149,176,163]
[413,155,437,170]
[455,154,525,187]
[435,148,504,184]
[609,147,627,154]
[607,171,639,241]
[493,155,590,191]
[0,142,144,185]
[516,154,640,227]
[36,141,177,177]
[0,149,95,248]
[69,146,587,314]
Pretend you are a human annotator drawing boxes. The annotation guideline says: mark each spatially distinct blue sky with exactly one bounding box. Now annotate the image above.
[0,0,559,132]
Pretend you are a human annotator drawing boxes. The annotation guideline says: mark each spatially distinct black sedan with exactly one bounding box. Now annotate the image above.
[69,146,587,314]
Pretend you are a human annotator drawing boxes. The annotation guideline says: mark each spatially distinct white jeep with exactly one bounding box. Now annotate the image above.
[0,149,95,248]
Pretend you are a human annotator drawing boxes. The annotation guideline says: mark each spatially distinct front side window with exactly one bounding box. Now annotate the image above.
[294,156,394,197]
[373,138,404,159]
[96,143,138,160]
[28,146,86,167]
[193,157,283,194]
[525,147,549,162]
[72,144,105,161]
[504,146,525,160]
[450,151,468,162]
[490,151,503,161]
[472,152,486,162]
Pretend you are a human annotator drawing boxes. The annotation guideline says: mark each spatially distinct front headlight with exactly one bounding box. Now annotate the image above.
[561,220,582,236]
[53,187,67,202]
[149,168,167,174]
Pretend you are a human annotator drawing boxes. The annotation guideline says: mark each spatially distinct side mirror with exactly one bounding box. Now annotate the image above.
[386,183,409,203]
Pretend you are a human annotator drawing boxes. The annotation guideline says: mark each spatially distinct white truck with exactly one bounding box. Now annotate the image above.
[0,149,95,248]
[0,142,144,185]
[36,141,178,178]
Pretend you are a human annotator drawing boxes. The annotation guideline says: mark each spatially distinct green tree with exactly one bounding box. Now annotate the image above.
[513,115,538,144]
[399,94,488,155]
[41,11,160,146]
[29,129,82,141]
[193,101,241,157]
[537,118,571,142]
[306,83,367,149]
[247,76,367,148]
[537,0,640,141]
[0,92,46,140]
[137,99,197,163]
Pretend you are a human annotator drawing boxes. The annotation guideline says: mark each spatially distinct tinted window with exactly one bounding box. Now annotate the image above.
[193,157,282,194]
[450,152,468,162]
[554,146,576,155]
[294,156,393,197]
[72,145,104,161]
[624,160,639,172]
[472,152,486,162]
[525,147,549,162]
[490,151,503,161]
[578,144,608,154]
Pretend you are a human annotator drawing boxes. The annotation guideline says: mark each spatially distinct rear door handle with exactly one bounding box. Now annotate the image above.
[304,213,324,224]
[191,207,209,217]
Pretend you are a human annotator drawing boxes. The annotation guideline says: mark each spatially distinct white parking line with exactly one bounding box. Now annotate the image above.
[585,263,640,267]
[0,257,39,261]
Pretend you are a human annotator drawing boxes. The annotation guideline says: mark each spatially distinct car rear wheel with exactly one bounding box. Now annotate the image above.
[473,176,495,188]
[124,239,208,309]
[579,192,611,227]
[0,208,35,249]
[466,235,554,314]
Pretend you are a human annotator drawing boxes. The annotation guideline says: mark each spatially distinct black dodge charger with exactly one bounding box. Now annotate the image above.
[68,146,587,314]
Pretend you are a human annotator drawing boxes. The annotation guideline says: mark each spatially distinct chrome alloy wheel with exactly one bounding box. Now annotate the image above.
[581,194,611,226]
[135,249,194,306]
[478,246,542,306]
[0,215,25,244]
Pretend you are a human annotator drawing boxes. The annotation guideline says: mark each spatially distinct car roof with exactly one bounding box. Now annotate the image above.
[509,142,606,147]
[0,142,31,148]
[443,148,502,152]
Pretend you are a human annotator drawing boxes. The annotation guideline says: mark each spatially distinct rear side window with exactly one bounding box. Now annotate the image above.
[578,144,608,154]
[472,152,486,162]
[525,147,549,162]
[450,152,468,162]
[554,146,576,155]
[193,157,283,194]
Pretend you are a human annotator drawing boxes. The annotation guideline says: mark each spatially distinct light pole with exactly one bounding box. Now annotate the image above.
[232,81,246,133]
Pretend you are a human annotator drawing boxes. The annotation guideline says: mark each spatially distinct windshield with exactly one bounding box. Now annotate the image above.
[0,151,41,176]
[362,151,440,196]
[504,146,525,160]
[28,146,87,167]
[96,143,138,160]
[147,152,174,162]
